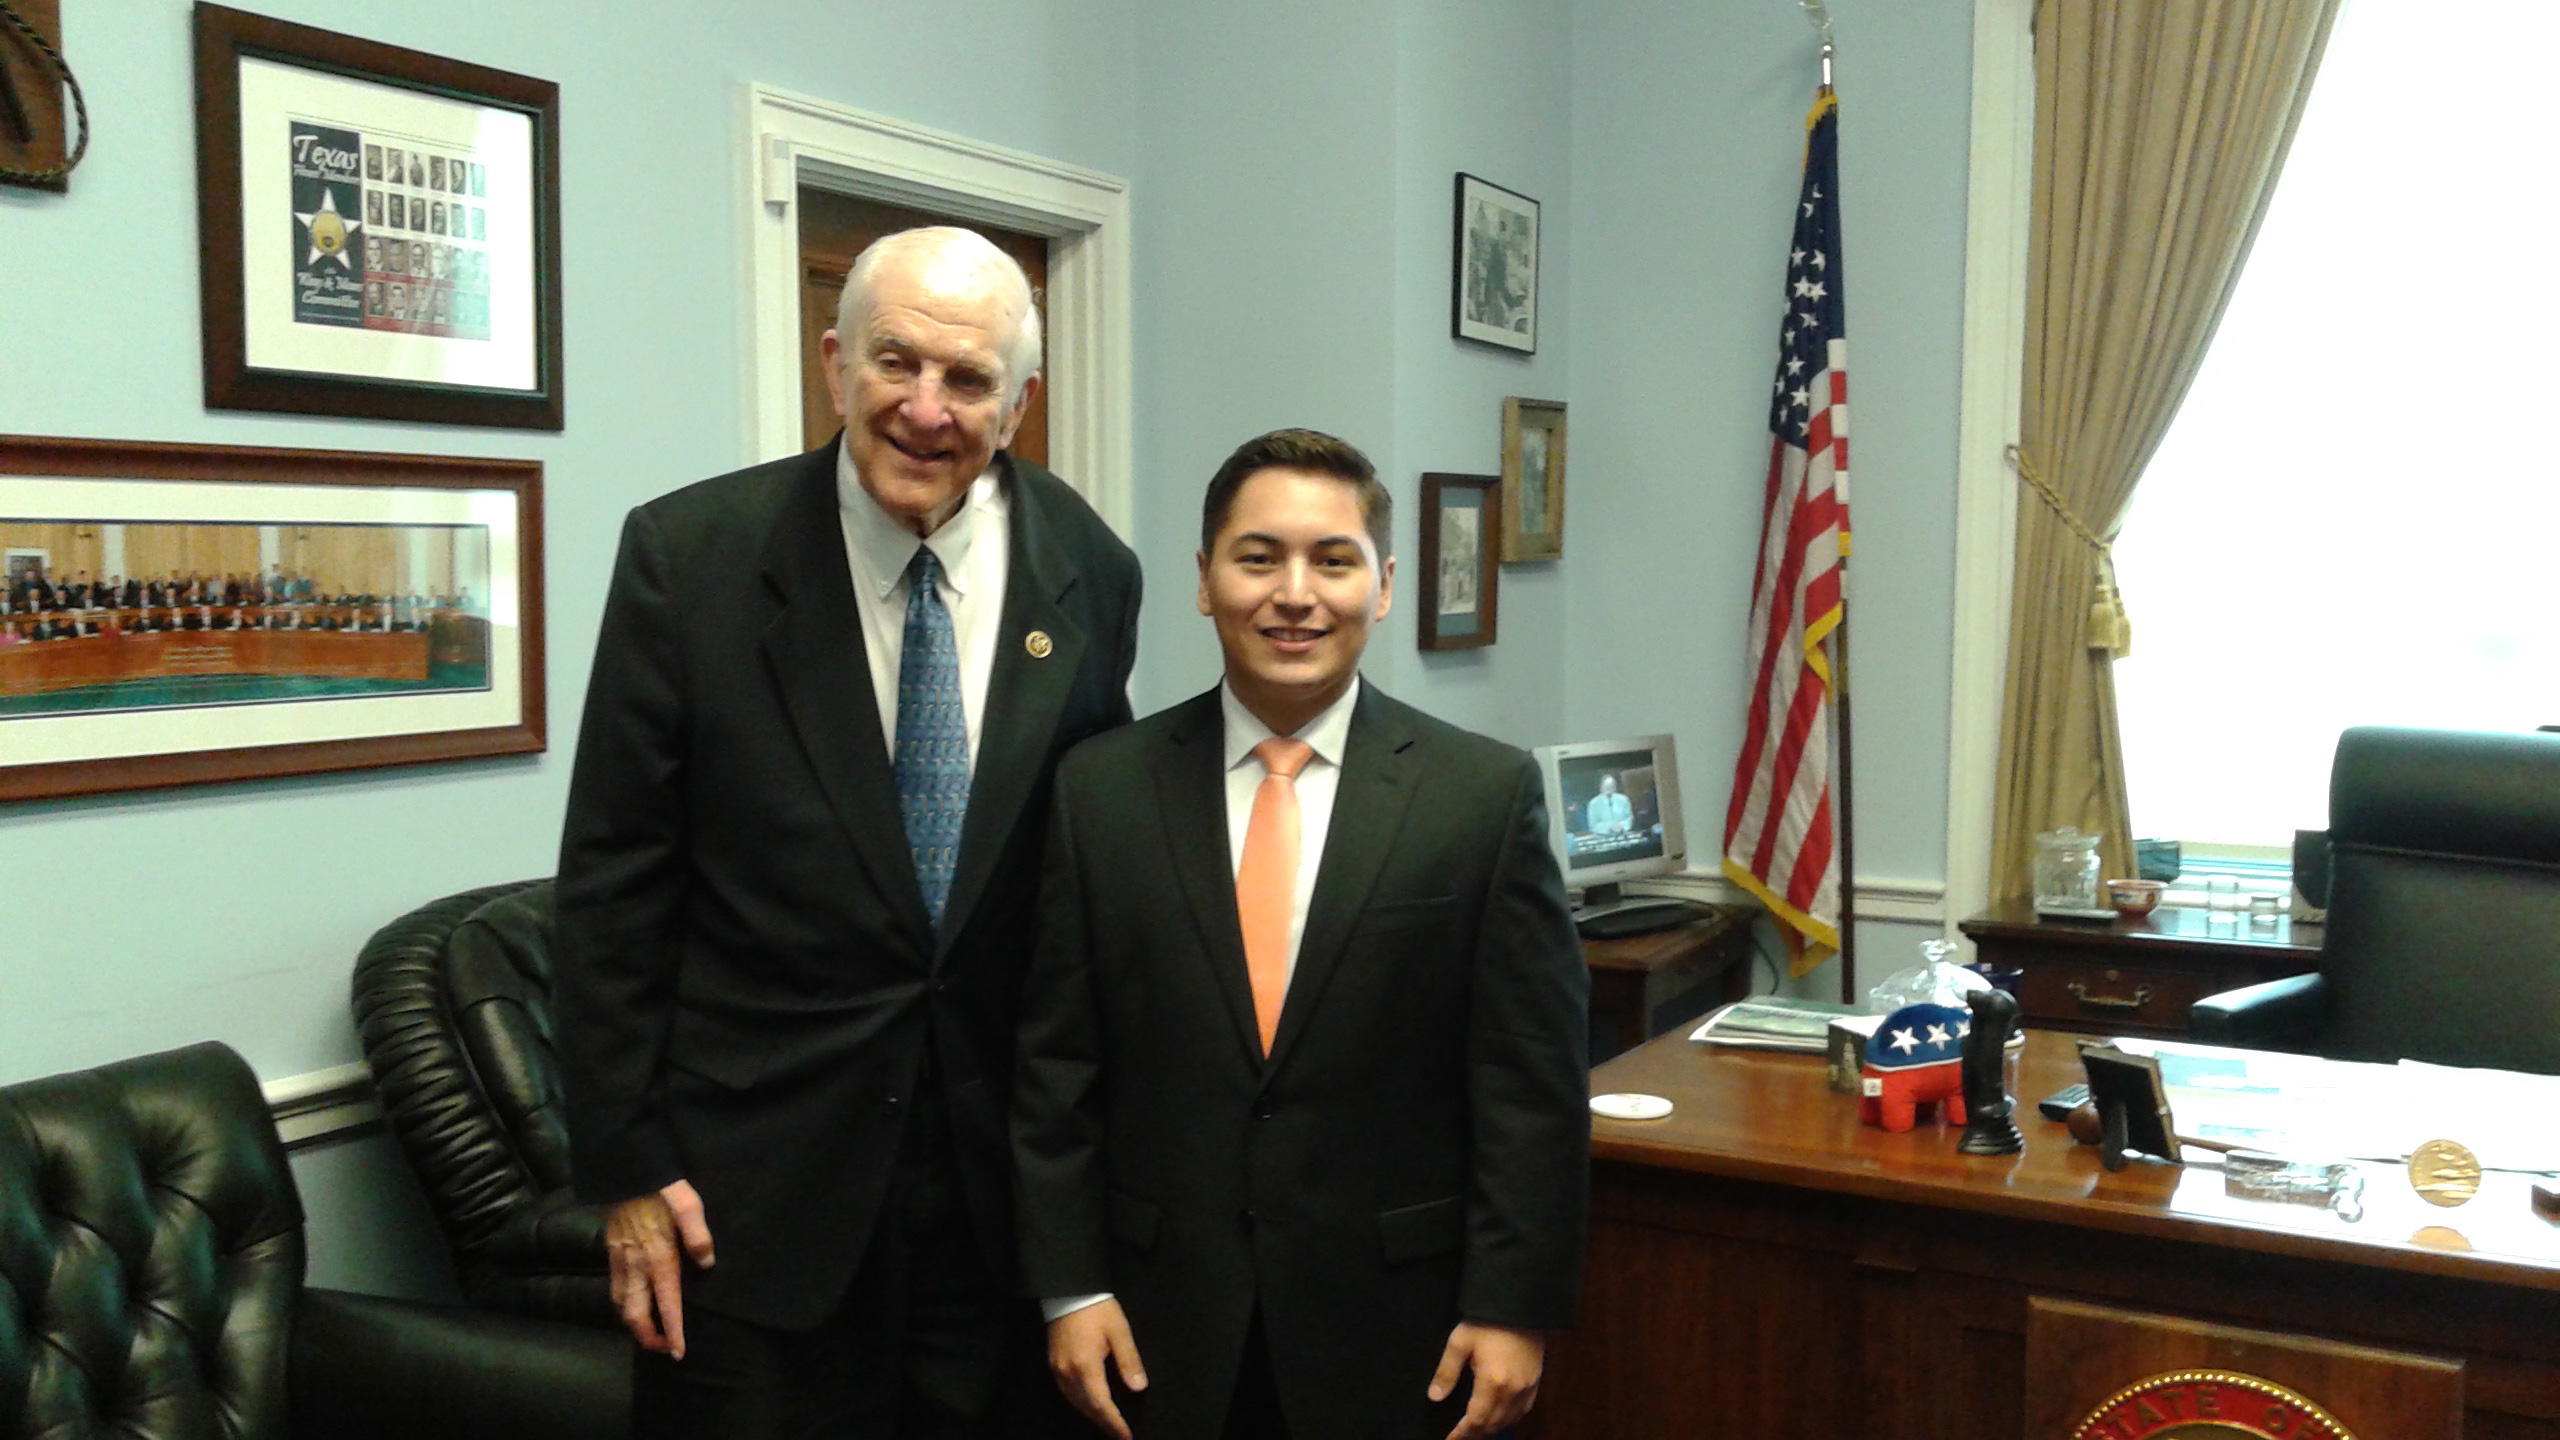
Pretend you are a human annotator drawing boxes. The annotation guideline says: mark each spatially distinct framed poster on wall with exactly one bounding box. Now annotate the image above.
[193,3,564,429]
[0,434,545,801]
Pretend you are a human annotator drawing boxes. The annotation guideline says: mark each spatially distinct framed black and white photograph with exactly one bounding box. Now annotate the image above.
[193,3,564,429]
[1418,473,1501,652]
[1451,172,1540,354]
[0,435,545,801]
[1501,396,1567,562]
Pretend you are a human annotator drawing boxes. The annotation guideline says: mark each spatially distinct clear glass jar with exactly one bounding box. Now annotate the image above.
[2034,827,2102,910]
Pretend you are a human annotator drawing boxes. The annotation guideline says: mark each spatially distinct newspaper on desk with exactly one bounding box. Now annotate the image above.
[2106,1038,2560,1173]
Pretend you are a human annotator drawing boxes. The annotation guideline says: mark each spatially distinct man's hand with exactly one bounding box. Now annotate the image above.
[1428,1321,1545,1440]
[605,1179,716,1358]
[1048,1299,1148,1440]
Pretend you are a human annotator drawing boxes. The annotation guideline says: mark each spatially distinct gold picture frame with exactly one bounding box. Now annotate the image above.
[1500,396,1565,562]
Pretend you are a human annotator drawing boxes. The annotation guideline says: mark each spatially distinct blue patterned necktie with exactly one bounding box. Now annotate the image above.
[894,546,970,926]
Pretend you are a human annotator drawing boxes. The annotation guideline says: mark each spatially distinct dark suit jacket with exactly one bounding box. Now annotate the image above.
[556,441,1142,1331]
[1013,686,1590,1440]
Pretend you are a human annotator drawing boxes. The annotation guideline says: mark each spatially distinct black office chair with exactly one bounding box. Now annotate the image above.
[351,878,614,1329]
[2190,726,2560,1073]
[0,1041,627,1440]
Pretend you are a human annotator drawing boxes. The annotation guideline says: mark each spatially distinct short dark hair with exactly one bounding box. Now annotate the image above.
[1199,428,1393,557]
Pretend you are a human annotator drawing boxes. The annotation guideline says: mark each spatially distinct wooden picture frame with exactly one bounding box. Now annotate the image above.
[1501,396,1566,562]
[193,3,564,429]
[0,434,544,801]
[0,0,74,193]
[1451,172,1539,353]
[1418,472,1500,652]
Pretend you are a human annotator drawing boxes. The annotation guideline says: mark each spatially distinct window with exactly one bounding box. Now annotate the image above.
[2113,0,2560,854]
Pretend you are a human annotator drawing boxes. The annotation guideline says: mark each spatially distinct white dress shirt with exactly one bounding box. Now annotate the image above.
[835,440,1011,770]
[1044,676,1362,1323]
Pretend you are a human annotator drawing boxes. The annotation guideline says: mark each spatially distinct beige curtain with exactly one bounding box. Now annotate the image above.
[1991,0,2341,897]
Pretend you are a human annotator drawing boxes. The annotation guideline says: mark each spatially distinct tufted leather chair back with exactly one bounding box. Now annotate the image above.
[0,1043,302,1440]
[2321,727,2560,1072]
[352,880,612,1327]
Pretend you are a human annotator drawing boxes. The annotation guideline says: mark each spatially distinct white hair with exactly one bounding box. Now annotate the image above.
[833,226,1043,406]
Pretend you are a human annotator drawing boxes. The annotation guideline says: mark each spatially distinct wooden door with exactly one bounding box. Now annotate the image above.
[798,190,1050,464]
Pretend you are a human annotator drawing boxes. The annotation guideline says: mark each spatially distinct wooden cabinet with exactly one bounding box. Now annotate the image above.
[1582,907,1755,1063]
[1960,897,2320,1036]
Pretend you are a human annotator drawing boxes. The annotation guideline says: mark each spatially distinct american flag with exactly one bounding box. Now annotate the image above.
[1723,89,1848,976]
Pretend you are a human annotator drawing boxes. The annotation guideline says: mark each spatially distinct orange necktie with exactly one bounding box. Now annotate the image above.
[1238,736,1316,1056]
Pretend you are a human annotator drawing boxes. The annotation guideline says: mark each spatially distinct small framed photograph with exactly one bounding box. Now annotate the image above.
[1418,473,1501,652]
[193,3,563,429]
[1451,172,1540,354]
[1500,396,1567,562]
[0,434,544,802]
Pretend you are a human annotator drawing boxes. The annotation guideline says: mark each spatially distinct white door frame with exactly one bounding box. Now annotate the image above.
[738,84,1134,537]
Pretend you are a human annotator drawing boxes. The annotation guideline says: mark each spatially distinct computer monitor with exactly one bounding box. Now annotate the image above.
[1533,733,1692,930]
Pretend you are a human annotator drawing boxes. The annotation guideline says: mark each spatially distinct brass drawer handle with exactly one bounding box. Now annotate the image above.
[2067,980,2154,1010]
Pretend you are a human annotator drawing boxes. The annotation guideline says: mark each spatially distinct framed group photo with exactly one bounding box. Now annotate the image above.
[1451,172,1539,354]
[1418,472,1500,652]
[194,3,564,429]
[1500,396,1566,562]
[0,435,545,802]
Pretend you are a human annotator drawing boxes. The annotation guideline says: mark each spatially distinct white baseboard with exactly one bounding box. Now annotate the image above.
[261,1061,382,1151]
[1624,868,1947,925]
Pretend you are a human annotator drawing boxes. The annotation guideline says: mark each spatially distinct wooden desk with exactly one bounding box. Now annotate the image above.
[1539,1030,2560,1439]
[1961,896,2321,1037]
[1582,907,1755,1062]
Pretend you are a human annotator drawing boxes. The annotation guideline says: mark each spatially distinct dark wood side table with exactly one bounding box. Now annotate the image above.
[1959,895,2321,1037]
[1583,906,1756,1062]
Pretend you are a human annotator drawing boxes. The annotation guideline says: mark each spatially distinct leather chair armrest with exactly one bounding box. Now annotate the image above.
[2189,972,2331,1047]
[481,1189,610,1272]
[292,1287,630,1440]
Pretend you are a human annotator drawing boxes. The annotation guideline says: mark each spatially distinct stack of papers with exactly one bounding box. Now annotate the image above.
[2108,1038,2560,1173]
[1688,998,1860,1053]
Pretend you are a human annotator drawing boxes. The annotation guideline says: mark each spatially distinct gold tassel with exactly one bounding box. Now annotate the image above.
[2086,562,2132,658]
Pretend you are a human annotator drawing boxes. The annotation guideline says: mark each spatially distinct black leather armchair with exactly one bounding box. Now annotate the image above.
[0,1041,627,1440]
[351,879,615,1329]
[2191,727,2560,1072]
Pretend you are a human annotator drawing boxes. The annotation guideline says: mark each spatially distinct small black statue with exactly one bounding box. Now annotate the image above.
[1957,986,2025,1156]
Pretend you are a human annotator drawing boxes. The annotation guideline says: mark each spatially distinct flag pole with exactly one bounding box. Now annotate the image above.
[1833,581,1857,1003]
[1801,0,1854,1002]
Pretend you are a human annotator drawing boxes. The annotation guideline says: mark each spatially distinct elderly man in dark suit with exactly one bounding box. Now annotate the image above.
[1015,429,1589,1440]
[556,226,1143,1440]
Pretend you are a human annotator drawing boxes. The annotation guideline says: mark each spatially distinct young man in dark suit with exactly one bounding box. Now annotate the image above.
[1015,429,1590,1440]
[557,226,1142,1440]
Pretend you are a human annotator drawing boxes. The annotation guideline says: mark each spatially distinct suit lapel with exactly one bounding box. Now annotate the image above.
[757,448,935,956]
[940,456,1088,955]
[1154,690,1268,1067]
[1264,685,1421,1079]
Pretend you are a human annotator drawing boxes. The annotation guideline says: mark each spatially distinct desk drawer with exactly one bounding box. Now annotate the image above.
[2013,960,2222,1035]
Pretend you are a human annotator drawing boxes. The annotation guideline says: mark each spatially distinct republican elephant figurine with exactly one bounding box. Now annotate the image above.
[1858,1002,1973,1133]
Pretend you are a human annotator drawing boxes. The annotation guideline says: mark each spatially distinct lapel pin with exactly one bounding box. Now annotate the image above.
[1025,630,1054,659]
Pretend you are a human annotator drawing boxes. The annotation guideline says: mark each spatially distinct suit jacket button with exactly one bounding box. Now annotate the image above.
[1254,1106,1273,1122]
[885,1095,902,1113]
[1241,1207,1256,1224]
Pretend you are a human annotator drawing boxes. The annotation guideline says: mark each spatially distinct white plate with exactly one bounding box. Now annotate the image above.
[1590,1092,1674,1121]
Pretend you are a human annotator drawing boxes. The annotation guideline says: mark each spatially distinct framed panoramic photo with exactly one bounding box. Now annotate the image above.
[1500,396,1567,562]
[194,3,564,429]
[1451,172,1539,354]
[0,435,544,801]
[1418,473,1500,652]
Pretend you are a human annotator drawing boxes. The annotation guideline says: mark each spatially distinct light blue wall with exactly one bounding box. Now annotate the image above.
[2,0,1976,1288]
[1124,0,1401,712]
[0,0,1141,1294]
[1567,0,1973,994]
[0,0,1140,1087]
